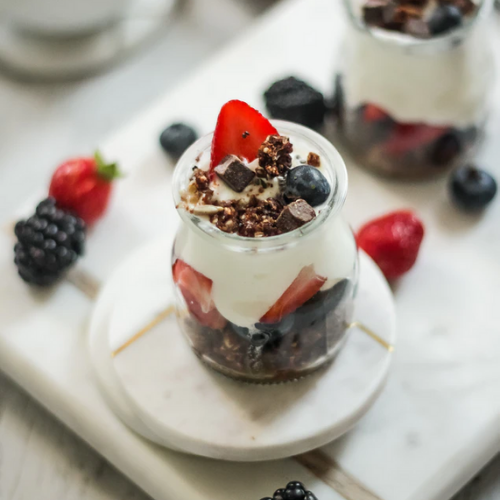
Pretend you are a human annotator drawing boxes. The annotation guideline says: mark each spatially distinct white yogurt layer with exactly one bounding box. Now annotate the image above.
[174,134,356,329]
[342,9,495,127]
[174,214,356,328]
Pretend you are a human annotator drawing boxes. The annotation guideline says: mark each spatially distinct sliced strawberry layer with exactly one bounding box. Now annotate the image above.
[172,259,226,329]
[363,103,391,123]
[210,100,278,172]
[383,123,447,156]
[260,265,327,324]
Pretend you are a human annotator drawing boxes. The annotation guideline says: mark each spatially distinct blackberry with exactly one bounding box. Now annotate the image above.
[14,198,86,286]
[160,122,198,160]
[260,481,317,500]
[264,77,326,129]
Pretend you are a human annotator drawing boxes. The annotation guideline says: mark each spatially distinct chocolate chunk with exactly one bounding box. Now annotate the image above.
[307,152,321,167]
[276,199,316,233]
[363,0,390,26]
[404,18,430,37]
[214,155,255,192]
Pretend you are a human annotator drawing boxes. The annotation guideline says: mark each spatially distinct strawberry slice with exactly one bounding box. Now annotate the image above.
[210,100,278,171]
[260,265,327,324]
[363,103,390,123]
[383,123,447,156]
[172,259,226,329]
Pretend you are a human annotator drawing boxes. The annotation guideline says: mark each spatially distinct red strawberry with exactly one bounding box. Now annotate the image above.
[260,265,327,324]
[172,259,226,329]
[210,100,278,172]
[357,210,425,280]
[49,152,121,226]
[363,103,390,122]
[383,123,447,156]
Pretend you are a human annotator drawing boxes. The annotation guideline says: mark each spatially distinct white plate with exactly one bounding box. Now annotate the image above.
[89,240,396,461]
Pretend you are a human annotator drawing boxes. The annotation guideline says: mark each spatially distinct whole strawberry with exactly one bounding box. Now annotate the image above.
[49,152,121,226]
[357,210,425,280]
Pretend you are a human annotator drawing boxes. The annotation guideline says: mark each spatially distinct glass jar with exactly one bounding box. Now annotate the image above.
[171,121,359,383]
[334,0,495,180]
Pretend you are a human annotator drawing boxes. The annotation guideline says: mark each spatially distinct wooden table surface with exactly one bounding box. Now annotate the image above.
[0,1,498,499]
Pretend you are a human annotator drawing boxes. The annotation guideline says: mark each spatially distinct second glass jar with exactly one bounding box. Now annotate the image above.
[335,0,495,180]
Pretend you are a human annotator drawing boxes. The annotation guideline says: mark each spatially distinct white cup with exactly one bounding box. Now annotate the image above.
[2,0,131,37]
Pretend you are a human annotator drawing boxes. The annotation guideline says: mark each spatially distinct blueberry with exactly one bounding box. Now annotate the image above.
[428,5,462,35]
[160,123,198,160]
[304,493,318,500]
[260,498,273,500]
[449,165,497,212]
[285,165,330,207]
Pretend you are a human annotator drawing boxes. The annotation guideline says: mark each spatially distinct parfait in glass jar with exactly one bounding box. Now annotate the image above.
[172,100,358,383]
[335,0,495,179]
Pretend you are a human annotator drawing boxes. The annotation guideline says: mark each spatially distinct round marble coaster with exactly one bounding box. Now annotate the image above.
[0,0,176,80]
[89,238,396,461]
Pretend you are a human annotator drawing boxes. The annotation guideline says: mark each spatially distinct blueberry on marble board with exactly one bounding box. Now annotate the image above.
[159,122,198,160]
[284,165,330,207]
[449,165,497,212]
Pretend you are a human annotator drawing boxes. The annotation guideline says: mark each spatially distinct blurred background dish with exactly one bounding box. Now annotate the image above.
[3,0,132,37]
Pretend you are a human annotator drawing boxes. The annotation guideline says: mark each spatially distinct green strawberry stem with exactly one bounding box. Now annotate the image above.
[94,151,122,182]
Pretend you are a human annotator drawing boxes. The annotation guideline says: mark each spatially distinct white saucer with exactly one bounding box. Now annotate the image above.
[0,0,177,80]
[89,238,397,461]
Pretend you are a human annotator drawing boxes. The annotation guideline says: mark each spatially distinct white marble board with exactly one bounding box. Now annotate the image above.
[0,0,499,499]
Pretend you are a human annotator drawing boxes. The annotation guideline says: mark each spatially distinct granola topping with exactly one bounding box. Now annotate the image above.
[181,133,328,238]
[307,152,321,167]
[258,135,293,178]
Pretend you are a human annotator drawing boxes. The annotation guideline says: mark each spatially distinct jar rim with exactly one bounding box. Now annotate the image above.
[342,0,493,51]
[172,120,348,253]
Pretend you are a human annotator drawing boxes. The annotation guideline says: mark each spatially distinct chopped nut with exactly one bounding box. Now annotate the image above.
[258,135,293,178]
[192,205,224,216]
[307,152,321,167]
[193,168,210,191]
[255,166,267,178]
